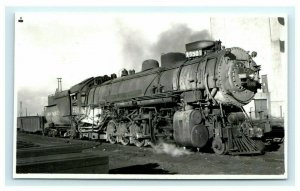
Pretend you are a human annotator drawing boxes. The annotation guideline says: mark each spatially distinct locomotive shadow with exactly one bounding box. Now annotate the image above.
[109,163,175,174]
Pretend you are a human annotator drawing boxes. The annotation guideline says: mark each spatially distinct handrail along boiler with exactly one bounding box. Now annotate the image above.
[45,40,265,155]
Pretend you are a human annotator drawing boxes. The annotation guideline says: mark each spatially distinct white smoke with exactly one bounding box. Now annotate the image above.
[150,142,192,157]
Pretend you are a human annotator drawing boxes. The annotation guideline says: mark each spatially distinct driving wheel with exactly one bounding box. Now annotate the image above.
[106,120,117,144]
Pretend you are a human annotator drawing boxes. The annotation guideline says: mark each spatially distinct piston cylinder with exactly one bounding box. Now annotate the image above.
[173,109,209,148]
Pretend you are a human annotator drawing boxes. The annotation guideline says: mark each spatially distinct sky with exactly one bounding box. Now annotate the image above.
[15,13,285,115]
[15,13,213,115]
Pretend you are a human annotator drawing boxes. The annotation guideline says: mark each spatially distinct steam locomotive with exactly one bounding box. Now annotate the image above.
[44,40,266,155]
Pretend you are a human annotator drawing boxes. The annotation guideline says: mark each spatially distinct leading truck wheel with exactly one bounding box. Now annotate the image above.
[106,120,117,144]
[212,137,228,155]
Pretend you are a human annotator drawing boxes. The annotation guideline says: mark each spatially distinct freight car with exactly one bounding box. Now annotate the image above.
[43,40,280,155]
[17,116,45,134]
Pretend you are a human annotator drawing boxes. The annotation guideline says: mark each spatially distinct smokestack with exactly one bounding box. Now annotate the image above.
[19,101,23,117]
[57,78,62,92]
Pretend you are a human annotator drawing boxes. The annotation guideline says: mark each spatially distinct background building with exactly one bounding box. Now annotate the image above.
[210,17,286,119]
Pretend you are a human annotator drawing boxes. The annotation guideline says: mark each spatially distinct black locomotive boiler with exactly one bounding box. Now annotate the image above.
[45,40,266,155]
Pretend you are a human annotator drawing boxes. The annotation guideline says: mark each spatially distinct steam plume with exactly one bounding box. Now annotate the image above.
[151,142,192,157]
[119,23,211,71]
[152,23,211,54]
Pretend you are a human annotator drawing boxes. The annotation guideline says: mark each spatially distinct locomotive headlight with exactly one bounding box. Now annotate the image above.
[238,73,247,79]
[249,73,255,79]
